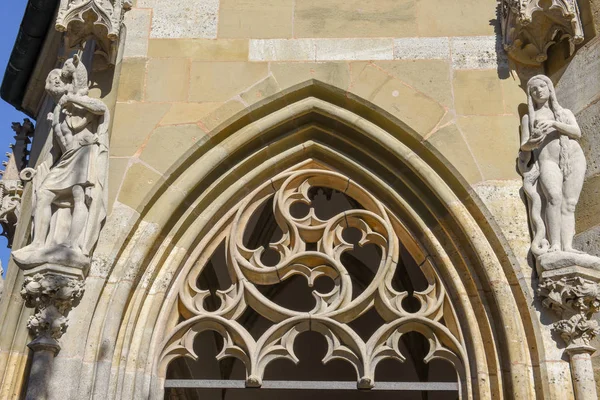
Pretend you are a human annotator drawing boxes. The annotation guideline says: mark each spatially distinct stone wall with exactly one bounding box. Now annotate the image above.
[112,0,525,216]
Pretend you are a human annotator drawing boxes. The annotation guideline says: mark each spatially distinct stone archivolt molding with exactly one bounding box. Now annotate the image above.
[56,0,132,65]
[159,163,467,392]
[501,0,584,65]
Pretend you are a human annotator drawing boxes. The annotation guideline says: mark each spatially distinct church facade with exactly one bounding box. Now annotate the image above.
[1,1,600,399]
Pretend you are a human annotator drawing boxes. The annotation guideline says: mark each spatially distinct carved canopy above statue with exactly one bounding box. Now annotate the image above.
[501,0,584,65]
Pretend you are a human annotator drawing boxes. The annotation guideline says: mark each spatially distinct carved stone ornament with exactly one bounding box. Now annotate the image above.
[159,162,468,394]
[56,0,133,65]
[12,55,110,273]
[21,273,85,346]
[538,270,600,349]
[519,75,600,356]
[501,0,584,65]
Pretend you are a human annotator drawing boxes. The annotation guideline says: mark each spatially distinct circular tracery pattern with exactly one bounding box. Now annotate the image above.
[160,162,467,392]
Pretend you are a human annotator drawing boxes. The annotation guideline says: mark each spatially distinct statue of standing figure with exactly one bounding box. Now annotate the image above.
[12,56,110,270]
[519,74,600,271]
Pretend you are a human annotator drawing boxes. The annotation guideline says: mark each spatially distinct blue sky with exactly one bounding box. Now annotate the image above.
[1,0,31,276]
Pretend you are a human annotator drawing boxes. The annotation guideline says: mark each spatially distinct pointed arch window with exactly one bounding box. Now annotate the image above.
[158,161,467,398]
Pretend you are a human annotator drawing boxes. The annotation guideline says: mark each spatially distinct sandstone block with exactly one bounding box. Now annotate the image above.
[417,0,497,37]
[393,37,450,60]
[189,62,268,102]
[117,59,147,102]
[426,123,483,184]
[111,103,170,157]
[458,115,521,180]
[117,162,163,211]
[451,36,508,70]
[270,62,350,90]
[249,39,316,61]
[453,69,504,115]
[375,60,453,108]
[218,0,294,38]
[160,103,222,126]
[148,39,249,61]
[145,58,189,102]
[294,0,417,38]
[315,39,393,61]
[140,124,209,173]
[137,0,218,39]
[123,8,151,58]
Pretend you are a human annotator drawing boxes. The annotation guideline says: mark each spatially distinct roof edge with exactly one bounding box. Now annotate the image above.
[1,0,59,118]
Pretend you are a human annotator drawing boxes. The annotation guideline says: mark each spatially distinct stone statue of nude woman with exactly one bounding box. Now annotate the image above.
[12,56,110,269]
[519,74,600,270]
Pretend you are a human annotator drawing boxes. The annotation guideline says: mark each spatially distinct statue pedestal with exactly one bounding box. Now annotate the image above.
[19,263,86,399]
[538,266,600,400]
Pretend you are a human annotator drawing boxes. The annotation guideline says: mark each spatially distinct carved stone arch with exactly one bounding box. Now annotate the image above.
[80,82,543,399]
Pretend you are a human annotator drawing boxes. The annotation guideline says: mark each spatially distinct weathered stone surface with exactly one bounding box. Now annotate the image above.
[538,252,600,272]
[555,38,600,114]
[426,123,483,184]
[107,157,130,213]
[458,115,520,180]
[577,174,600,233]
[140,124,208,174]
[417,0,497,37]
[189,62,268,102]
[249,39,316,61]
[270,62,350,90]
[453,69,504,115]
[574,225,600,258]
[315,39,394,61]
[239,76,280,106]
[116,58,146,102]
[145,58,189,102]
[376,60,453,108]
[348,62,445,137]
[294,0,417,38]
[122,8,151,58]
[218,0,294,38]
[117,162,162,211]
[159,103,222,126]
[451,36,508,70]
[137,0,219,39]
[473,180,530,263]
[393,37,449,60]
[111,103,170,157]
[148,39,249,61]
[198,99,247,132]
[574,99,600,179]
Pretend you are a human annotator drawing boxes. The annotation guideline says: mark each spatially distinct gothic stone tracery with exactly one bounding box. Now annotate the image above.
[159,162,467,394]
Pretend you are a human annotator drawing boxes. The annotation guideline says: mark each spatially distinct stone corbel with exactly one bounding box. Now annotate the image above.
[56,0,132,66]
[538,267,600,399]
[21,268,85,354]
[501,0,584,65]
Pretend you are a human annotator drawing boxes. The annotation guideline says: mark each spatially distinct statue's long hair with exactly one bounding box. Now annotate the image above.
[527,74,572,177]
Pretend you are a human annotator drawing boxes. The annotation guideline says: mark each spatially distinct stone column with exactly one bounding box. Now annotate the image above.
[538,267,600,400]
[20,267,85,400]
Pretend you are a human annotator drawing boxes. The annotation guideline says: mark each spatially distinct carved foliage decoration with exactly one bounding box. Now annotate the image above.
[501,0,584,65]
[159,162,467,391]
[56,0,133,65]
[539,275,600,348]
[21,273,85,343]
